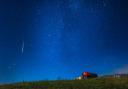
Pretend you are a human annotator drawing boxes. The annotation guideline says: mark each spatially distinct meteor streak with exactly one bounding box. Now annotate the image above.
[22,41,24,54]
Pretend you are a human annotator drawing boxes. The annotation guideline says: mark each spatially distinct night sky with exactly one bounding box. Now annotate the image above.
[0,0,128,83]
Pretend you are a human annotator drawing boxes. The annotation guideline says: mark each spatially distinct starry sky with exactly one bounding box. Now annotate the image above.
[0,0,128,84]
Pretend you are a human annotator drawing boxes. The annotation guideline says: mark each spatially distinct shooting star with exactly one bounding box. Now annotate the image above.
[22,41,24,54]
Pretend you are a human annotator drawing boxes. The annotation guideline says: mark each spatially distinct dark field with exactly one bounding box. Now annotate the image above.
[0,78,128,89]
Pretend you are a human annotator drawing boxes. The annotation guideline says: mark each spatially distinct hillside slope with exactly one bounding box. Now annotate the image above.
[0,78,128,89]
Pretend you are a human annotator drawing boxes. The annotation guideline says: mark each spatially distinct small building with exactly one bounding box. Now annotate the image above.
[114,74,128,78]
[102,74,128,78]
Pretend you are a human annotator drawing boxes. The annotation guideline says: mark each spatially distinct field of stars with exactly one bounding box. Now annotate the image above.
[0,0,128,84]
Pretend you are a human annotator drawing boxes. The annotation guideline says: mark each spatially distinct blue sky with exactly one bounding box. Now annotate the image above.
[0,0,128,84]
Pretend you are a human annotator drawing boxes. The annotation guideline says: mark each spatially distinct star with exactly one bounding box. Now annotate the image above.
[48,34,52,37]
[8,66,12,69]
[12,63,16,66]
[103,1,107,7]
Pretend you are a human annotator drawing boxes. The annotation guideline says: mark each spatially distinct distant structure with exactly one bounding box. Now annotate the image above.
[102,74,128,78]
[114,74,128,78]
[75,72,98,80]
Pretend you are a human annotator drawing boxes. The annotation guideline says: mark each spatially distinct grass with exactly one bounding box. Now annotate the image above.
[0,78,128,89]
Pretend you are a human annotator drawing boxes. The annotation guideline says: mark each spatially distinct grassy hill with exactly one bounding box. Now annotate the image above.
[0,78,128,89]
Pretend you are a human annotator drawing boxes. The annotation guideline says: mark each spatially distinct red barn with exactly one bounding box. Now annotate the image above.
[82,72,98,79]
